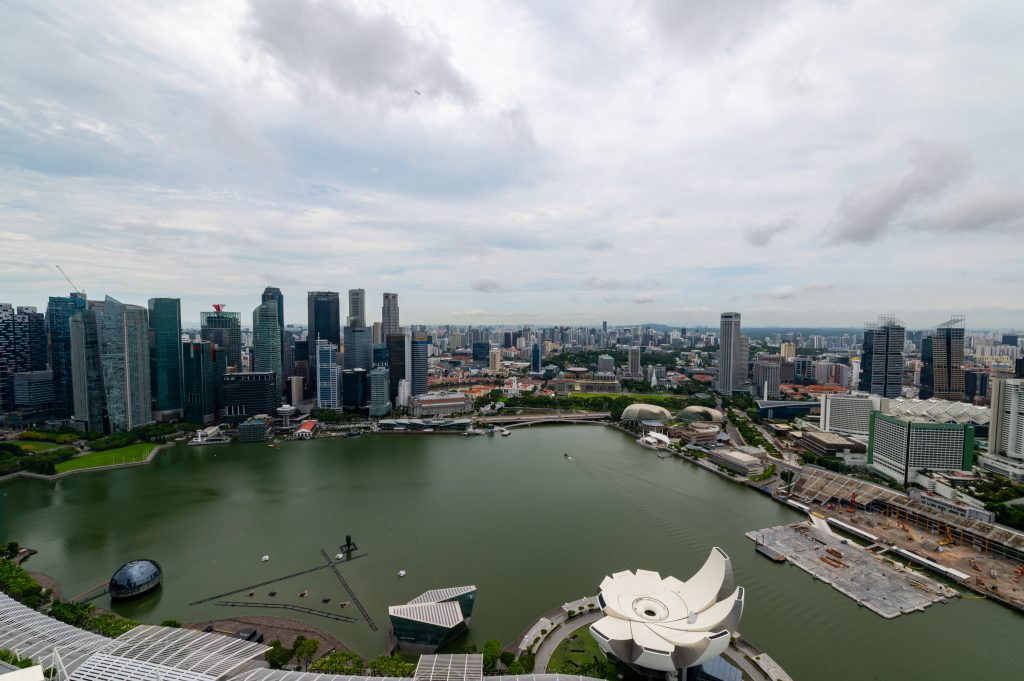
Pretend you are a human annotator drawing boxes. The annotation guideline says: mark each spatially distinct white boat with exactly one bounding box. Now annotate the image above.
[335,553,344,560]
[397,570,407,577]
[261,555,270,562]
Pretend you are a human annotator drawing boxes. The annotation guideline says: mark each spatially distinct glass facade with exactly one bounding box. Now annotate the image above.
[252,300,282,398]
[343,325,372,370]
[148,298,183,416]
[411,335,431,397]
[200,310,242,371]
[46,292,88,418]
[70,308,107,433]
[109,559,163,599]
[182,341,225,426]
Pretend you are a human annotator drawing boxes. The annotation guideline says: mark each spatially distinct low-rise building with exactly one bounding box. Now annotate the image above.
[667,424,720,445]
[708,448,765,476]
[389,586,476,653]
[408,392,474,418]
[801,431,866,458]
[238,414,274,443]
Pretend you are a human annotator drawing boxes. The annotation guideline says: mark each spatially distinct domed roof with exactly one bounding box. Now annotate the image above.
[109,559,162,600]
[679,406,724,422]
[621,403,672,421]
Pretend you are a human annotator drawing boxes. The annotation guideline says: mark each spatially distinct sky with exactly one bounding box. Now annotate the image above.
[1,0,1022,328]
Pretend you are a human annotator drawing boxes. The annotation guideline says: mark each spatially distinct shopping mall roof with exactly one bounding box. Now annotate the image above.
[0,594,109,674]
[883,398,990,425]
[414,654,483,681]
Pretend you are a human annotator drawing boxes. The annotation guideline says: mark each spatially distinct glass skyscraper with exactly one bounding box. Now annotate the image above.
[859,317,905,399]
[69,308,106,433]
[99,296,153,432]
[148,298,183,419]
[343,325,372,371]
[200,309,242,371]
[46,292,88,418]
[381,292,399,338]
[252,299,282,399]
[182,340,226,425]
[411,334,430,396]
[315,338,340,410]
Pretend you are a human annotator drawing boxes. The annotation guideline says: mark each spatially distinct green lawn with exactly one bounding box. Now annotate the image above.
[9,439,62,453]
[55,442,158,473]
[546,629,605,673]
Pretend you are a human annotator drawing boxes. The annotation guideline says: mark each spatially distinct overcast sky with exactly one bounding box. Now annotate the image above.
[1,1,1022,328]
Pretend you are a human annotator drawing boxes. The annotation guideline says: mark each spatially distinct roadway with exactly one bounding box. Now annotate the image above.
[479,412,610,424]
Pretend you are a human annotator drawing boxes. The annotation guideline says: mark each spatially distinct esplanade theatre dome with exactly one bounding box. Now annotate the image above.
[679,406,724,423]
[621,404,672,422]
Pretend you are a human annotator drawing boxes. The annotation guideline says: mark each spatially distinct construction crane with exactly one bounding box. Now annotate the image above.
[55,265,85,294]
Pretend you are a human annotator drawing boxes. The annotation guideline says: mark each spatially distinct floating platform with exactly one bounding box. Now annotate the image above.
[747,523,957,619]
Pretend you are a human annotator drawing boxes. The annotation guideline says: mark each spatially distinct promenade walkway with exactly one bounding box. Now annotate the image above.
[533,611,603,673]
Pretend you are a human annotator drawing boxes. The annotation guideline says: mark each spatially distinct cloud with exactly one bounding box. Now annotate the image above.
[587,238,614,251]
[768,285,796,299]
[450,308,488,317]
[471,278,502,293]
[829,140,973,244]
[632,293,656,304]
[582,277,627,290]
[804,281,837,292]
[247,0,476,106]
[744,213,798,246]
[641,0,790,55]
[919,187,1024,234]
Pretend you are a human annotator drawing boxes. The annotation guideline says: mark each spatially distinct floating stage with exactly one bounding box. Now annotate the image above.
[747,522,958,618]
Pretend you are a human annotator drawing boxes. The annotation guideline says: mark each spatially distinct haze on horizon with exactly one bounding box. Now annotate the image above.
[1,1,1022,328]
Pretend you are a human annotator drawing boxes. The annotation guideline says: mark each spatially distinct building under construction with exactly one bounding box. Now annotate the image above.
[788,466,1024,564]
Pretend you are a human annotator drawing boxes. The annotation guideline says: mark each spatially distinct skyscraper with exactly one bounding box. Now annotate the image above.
[919,336,934,400]
[262,286,285,367]
[252,299,283,400]
[182,340,225,426]
[148,298,183,420]
[717,312,742,394]
[531,342,542,372]
[99,296,153,432]
[628,347,641,379]
[342,369,367,412]
[386,334,408,403]
[348,288,365,328]
[46,292,88,418]
[411,334,430,396]
[382,293,399,338]
[859,317,905,399]
[928,317,965,401]
[308,291,340,393]
[991,379,1024,463]
[343,325,372,370]
[69,308,106,433]
[200,308,242,371]
[368,366,391,416]
[315,338,340,410]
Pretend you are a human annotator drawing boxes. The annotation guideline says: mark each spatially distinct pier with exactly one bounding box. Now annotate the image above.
[215,601,358,623]
[189,552,367,606]
[320,549,377,631]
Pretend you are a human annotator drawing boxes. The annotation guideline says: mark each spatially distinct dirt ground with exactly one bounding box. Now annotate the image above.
[810,503,1024,608]
[188,615,353,656]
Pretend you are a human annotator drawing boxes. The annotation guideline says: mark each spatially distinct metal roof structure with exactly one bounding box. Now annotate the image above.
[407,587,475,606]
[0,594,110,674]
[883,398,990,426]
[387,602,463,628]
[230,674,410,681]
[69,625,267,681]
[791,466,1024,556]
[413,655,483,681]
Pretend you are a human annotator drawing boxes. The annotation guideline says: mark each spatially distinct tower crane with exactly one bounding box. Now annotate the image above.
[55,265,85,294]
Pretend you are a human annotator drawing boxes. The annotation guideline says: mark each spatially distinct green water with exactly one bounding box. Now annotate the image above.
[1,426,1020,680]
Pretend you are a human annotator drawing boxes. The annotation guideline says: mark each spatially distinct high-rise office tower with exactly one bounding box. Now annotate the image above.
[262,286,285,367]
[628,347,641,378]
[382,293,399,338]
[779,342,796,360]
[368,366,391,416]
[46,292,88,418]
[148,298,183,421]
[0,305,47,380]
[200,308,242,371]
[990,379,1024,462]
[752,360,781,399]
[307,291,340,392]
[348,288,365,328]
[99,296,153,432]
[717,312,742,394]
[925,317,965,401]
[253,299,283,400]
[1002,334,1020,348]
[69,308,106,433]
[919,336,934,399]
[343,325,372,370]
[315,338,340,410]
[182,340,225,426]
[386,334,408,403]
[342,369,367,412]
[531,342,542,372]
[411,334,430,396]
[859,317,905,399]
[373,344,389,368]
[372,321,383,345]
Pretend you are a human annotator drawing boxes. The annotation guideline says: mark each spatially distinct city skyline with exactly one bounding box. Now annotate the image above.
[1,2,1023,327]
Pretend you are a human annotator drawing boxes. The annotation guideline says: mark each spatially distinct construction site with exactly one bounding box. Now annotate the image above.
[783,466,1024,611]
[747,522,957,618]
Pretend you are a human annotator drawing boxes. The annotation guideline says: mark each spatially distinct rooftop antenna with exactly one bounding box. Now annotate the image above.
[55,265,85,295]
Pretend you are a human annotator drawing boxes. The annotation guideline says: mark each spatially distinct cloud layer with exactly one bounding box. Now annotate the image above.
[1,0,1022,327]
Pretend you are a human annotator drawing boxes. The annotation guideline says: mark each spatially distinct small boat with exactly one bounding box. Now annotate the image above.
[268,591,277,597]
[248,590,255,597]
[344,431,362,438]
[261,555,270,562]
[321,598,330,604]
[397,570,407,577]
[267,442,277,448]
[299,590,308,598]
[501,431,511,437]
[335,553,344,560]
[340,601,351,608]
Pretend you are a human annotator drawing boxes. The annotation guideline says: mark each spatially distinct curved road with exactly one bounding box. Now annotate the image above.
[533,611,603,673]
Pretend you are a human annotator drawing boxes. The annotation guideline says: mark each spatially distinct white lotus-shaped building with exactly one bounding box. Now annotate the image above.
[590,548,744,673]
